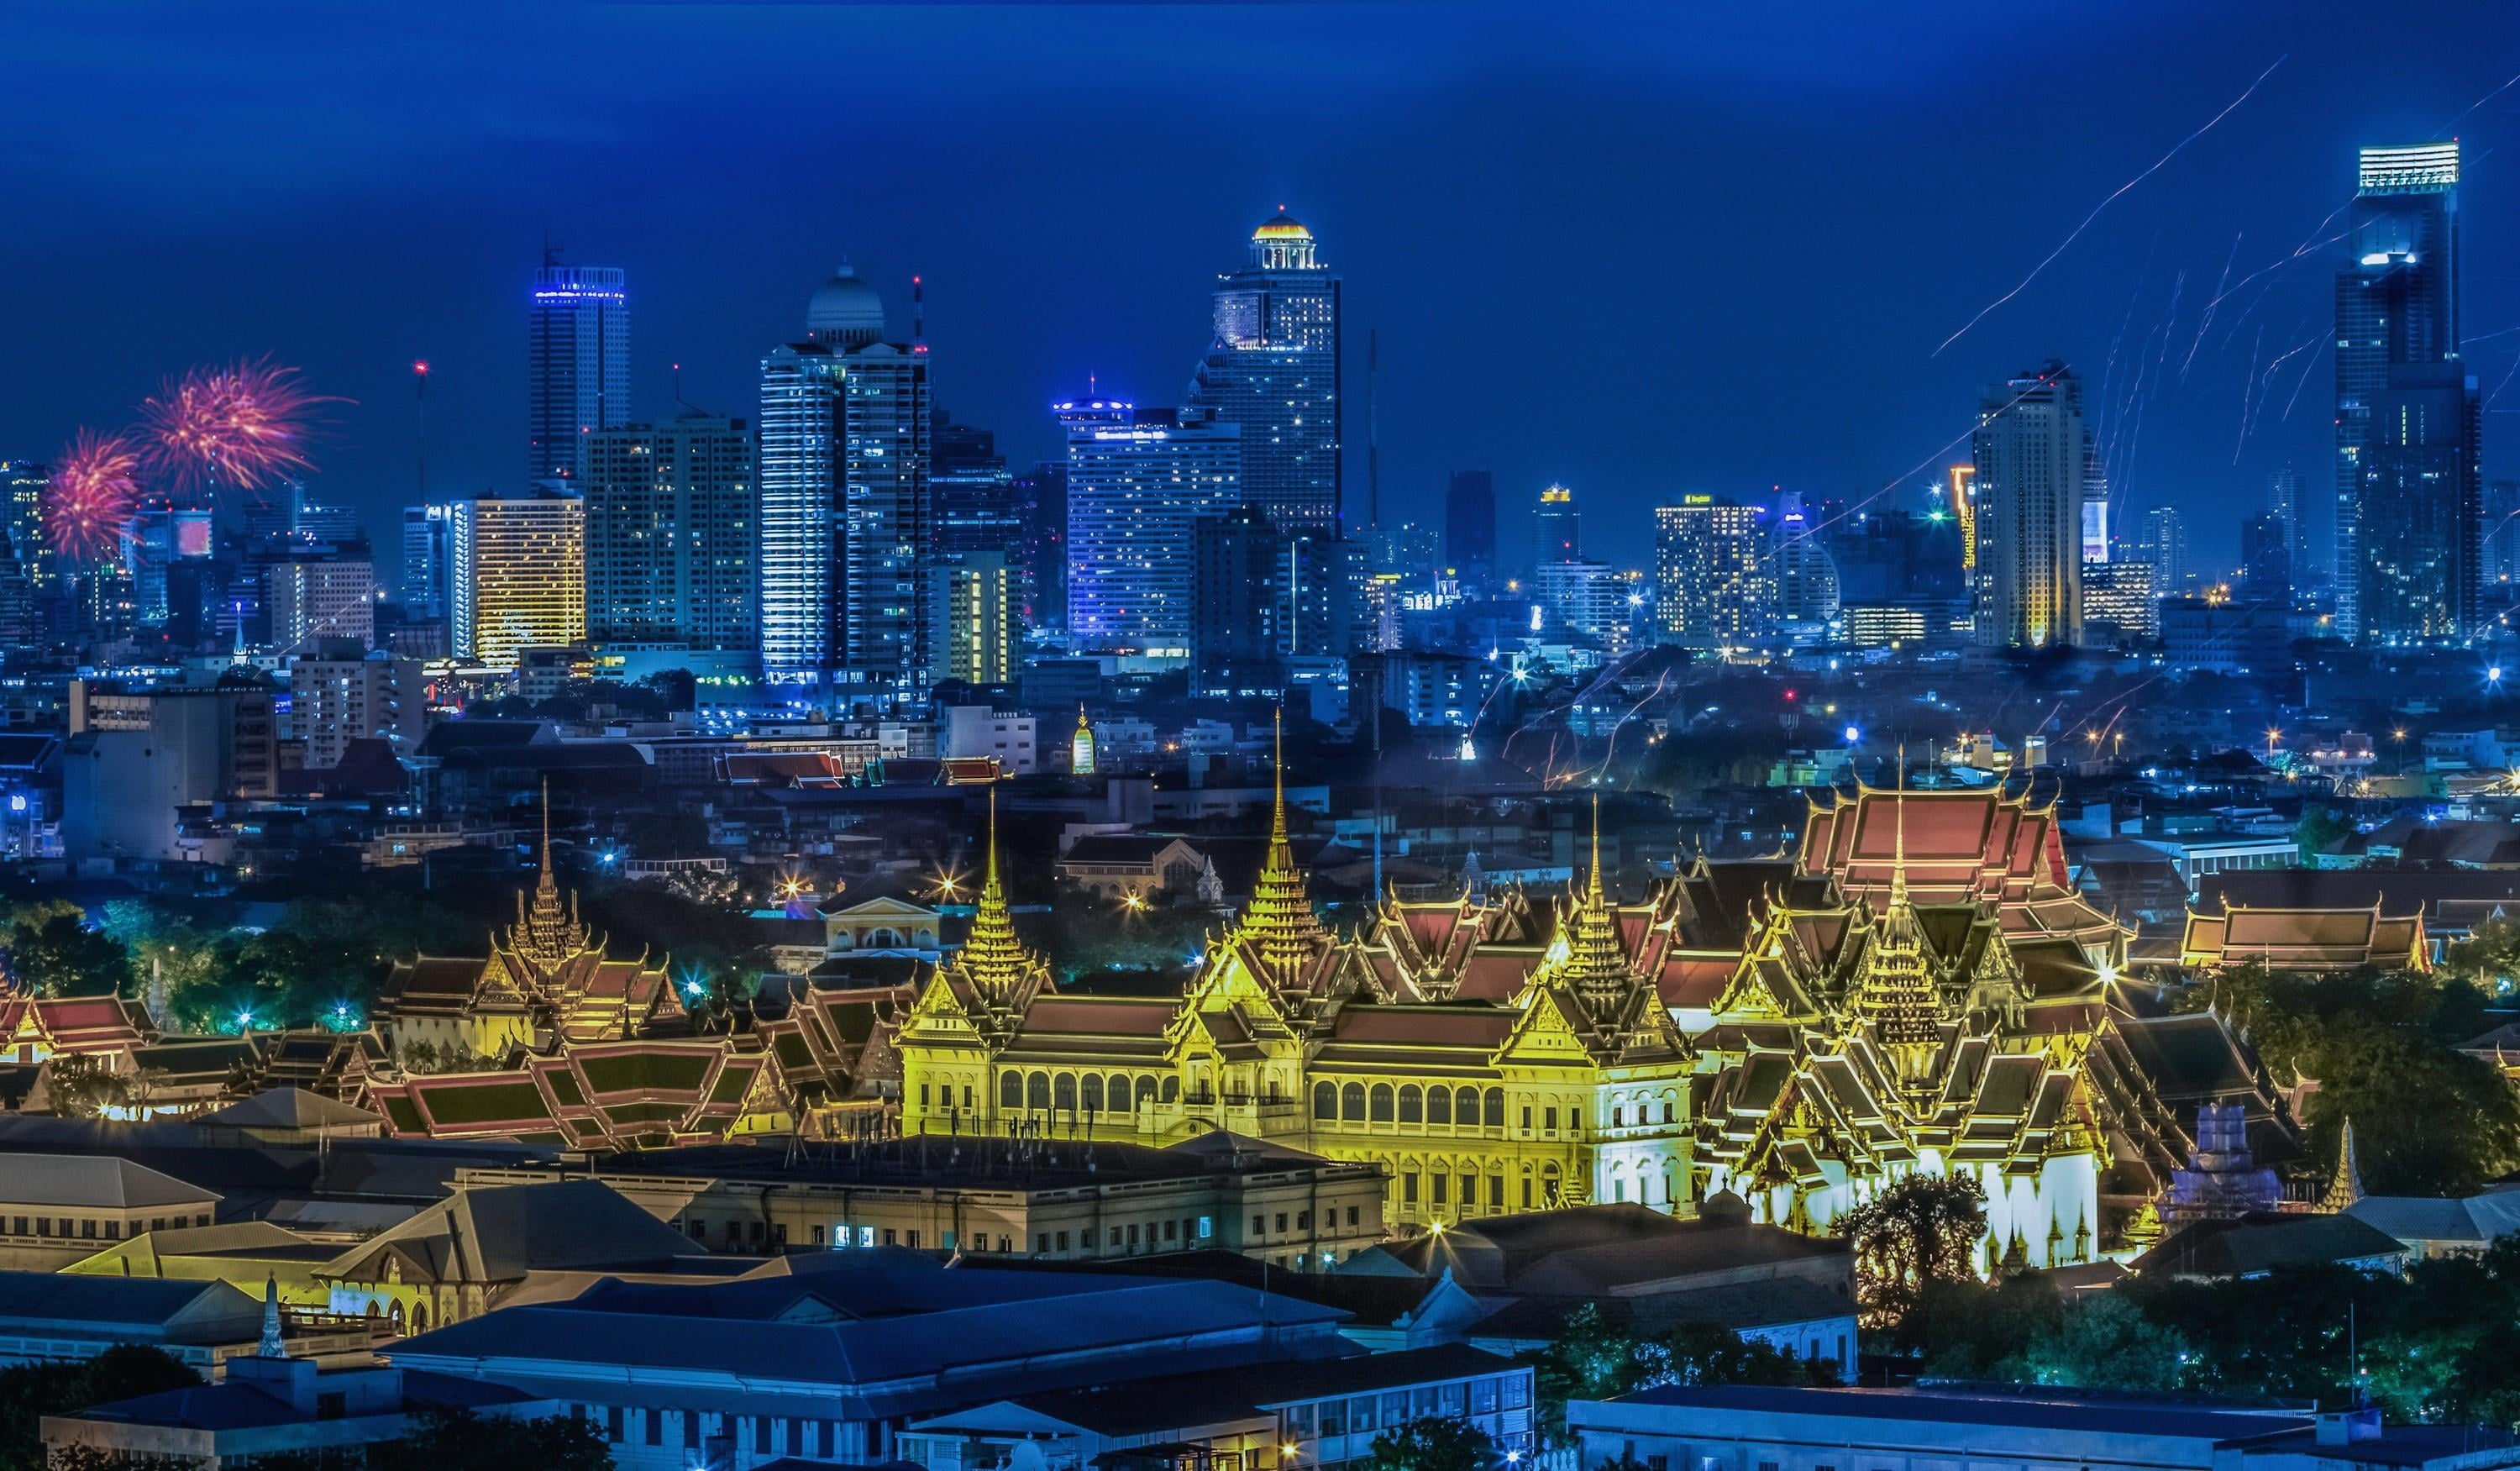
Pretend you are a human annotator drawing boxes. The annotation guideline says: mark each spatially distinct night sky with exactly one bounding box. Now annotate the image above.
[4,3,2517,570]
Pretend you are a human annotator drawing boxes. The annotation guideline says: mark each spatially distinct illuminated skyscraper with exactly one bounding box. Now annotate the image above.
[1655,496,1767,649]
[1770,493,1841,637]
[1535,485,1580,563]
[1061,397,1241,651]
[265,557,375,650]
[756,265,932,696]
[1190,209,1341,533]
[582,414,757,649]
[1971,361,2086,649]
[449,489,585,669]
[528,257,629,485]
[2135,506,2189,596]
[2359,361,2480,643]
[2336,142,2462,640]
[401,503,452,619]
[2,461,54,594]
[930,551,1014,688]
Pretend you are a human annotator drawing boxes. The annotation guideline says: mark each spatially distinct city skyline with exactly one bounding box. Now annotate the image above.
[5,6,2517,571]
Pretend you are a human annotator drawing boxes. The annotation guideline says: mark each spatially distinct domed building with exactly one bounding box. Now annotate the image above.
[806,262,888,350]
[1189,208,1343,535]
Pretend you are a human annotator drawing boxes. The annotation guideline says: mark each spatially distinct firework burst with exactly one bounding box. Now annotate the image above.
[45,429,143,560]
[137,358,339,494]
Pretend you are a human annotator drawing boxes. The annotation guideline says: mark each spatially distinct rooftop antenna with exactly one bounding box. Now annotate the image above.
[412,360,430,510]
[912,274,928,356]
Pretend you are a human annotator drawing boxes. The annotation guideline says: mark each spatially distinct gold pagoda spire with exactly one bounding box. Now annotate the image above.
[1239,709,1326,973]
[1855,748,1940,1088]
[1560,795,1632,1006]
[509,778,587,971]
[957,787,1038,1001]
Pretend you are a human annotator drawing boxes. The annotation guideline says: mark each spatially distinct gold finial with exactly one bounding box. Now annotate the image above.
[1588,792,1604,903]
[1271,707,1289,845]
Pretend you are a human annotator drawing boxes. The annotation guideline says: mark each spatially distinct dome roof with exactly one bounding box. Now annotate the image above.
[806,263,887,345]
[1252,209,1311,242]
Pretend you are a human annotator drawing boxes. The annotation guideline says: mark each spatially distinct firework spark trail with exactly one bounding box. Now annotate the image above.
[2486,347,2520,411]
[2241,323,2323,456]
[2232,323,2267,464]
[45,430,143,560]
[138,358,341,496]
[2181,233,2245,381]
[2441,66,2520,134]
[1933,55,2286,358]
[1569,669,1672,787]
[2279,335,2328,420]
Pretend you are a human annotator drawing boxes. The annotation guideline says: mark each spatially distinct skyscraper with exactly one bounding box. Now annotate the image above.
[1191,505,1285,691]
[2486,478,2520,588]
[1655,496,1768,649]
[1535,557,1630,652]
[2136,506,2189,596]
[1061,397,1241,651]
[2,460,55,594]
[2240,512,2290,602]
[1971,361,2086,649]
[1535,485,1579,564]
[1770,494,1841,637]
[582,414,758,649]
[2336,142,2461,641]
[1445,470,1496,581]
[929,551,1015,689]
[756,265,933,696]
[2360,361,2481,643]
[528,258,630,486]
[1189,209,1341,533]
[265,556,375,650]
[401,503,452,619]
[1016,461,1069,631]
[449,489,585,669]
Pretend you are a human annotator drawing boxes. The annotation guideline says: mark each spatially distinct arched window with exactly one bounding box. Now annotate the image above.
[1369,1084,1394,1122]
[1662,1097,1676,1124]
[1314,1081,1338,1121]
[1000,1073,1023,1110]
[1081,1074,1104,1113]
[1110,1074,1135,1111]
[1455,1087,1481,1127]
[1483,1088,1505,1127]
[1399,1085,1423,1124]
[1161,1075,1180,1102]
[411,1301,429,1333]
[1027,1072,1052,1111]
[1428,1086,1452,1126]
[1611,1106,1625,1129]
[1054,1074,1078,1113]
[1341,1083,1366,1121]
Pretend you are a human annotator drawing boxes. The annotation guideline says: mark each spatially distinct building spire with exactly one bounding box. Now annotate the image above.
[957,785,1037,1001]
[1890,744,1908,907]
[1238,707,1326,975]
[2321,1119,2365,1212]
[257,1274,284,1358]
[1559,794,1631,1008]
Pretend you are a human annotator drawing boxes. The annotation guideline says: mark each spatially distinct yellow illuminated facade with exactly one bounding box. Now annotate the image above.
[451,491,586,669]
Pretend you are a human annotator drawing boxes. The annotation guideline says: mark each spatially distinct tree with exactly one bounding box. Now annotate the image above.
[3,902,133,997]
[0,1345,200,1469]
[1365,1416,1494,1471]
[2293,806,2354,863]
[40,1054,133,1119]
[1633,1321,1835,1388]
[1525,1303,1643,1444]
[365,1407,612,1471]
[1988,1292,2194,1391]
[1835,1173,1988,1330]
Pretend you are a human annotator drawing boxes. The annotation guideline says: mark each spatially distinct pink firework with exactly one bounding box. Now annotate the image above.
[45,430,143,560]
[137,358,339,493]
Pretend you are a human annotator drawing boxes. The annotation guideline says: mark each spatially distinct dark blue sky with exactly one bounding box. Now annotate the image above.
[4,2,2517,570]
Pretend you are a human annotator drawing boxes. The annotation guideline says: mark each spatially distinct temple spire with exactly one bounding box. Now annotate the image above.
[1238,707,1326,975]
[2320,1118,2365,1212]
[958,786,1037,1001]
[1559,794,1631,1007]
[257,1274,284,1358]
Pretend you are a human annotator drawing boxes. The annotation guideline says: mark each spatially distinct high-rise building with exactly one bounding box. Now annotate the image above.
[1061,398,1241,652]
[1445,470,1496,580]
[1971,361,2086,649]
[1535,557,1630,652]
[2079,560,2158,641]
[449,489,585,669]
[119,502,213,626]
[932,412,1026,643]
[2359,361,2481,643]
[1189,209,1341,533]
[1283,533,1371,660]
[929,551,1015,689]
[3,460,55,594]
[1655,496,1768,649]
[2268,458,2308,579]
[2135,506,2189,596]
[581,414,757,650]
[1016,462,1069,631]
[528,258,630,485]
[285,641,425,767]
[2486,478,2520,588]
[1770,493,1841,637]
[265,557,375,650]
[2336,142,2461,640]
[1535,485,1580,565]
[401,503,453,619]
[2240,514,2291,603]
[1191,506,1285,691]
[2079,434,2112,565]
[755,265,932,696]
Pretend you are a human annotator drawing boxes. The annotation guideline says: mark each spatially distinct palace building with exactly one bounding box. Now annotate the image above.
[372,798,685,1064]
[897,747,1698,1237]
[896,759,2287,1262]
